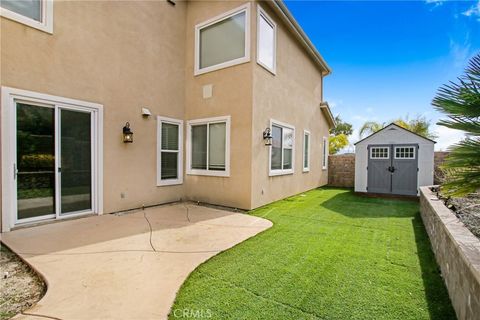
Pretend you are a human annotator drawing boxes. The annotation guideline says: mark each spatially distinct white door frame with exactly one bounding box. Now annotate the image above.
[1,87,104,232]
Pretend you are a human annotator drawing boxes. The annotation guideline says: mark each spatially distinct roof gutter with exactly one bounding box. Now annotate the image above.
[266,0,332,76]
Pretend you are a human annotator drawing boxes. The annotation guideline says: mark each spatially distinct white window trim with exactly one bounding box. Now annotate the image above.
[370,147,390,160]
[1,86,103,232]
[186,115,231,177]
[157,116,183,186]
[269,119,295,176]
[0,0,53,34]
[303,130,310,172]
[194,3,251,76]
[322,136,328,170]
[394,146,416,159]
[256,5,277,75]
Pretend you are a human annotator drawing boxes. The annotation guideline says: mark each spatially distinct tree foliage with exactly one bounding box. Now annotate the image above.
[329,116,352,154]
[329,134,349,155]
[432,53,480,196]
[358,115,437,140]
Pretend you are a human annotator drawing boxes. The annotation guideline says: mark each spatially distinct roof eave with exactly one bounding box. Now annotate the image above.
[266,0,332,76]
[354,123,437,145]
[320,102,336,129]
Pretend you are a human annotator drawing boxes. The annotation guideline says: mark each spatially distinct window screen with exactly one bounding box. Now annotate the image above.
[199,11,246,69]
[1,0,42,22]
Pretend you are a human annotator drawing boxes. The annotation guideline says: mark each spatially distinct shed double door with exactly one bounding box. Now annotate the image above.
[367,144,418,196]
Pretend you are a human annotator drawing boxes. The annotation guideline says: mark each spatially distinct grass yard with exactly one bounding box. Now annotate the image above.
[170,188,455,320]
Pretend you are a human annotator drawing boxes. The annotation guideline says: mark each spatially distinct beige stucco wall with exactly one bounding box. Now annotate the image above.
[251,2,329,209]
[1,0,331,228]
[1,0,187,216]
[183,0,254,210]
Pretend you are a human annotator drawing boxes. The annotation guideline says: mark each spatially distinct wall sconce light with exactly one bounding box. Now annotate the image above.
[123,122,133,143]
[263,128,272,146]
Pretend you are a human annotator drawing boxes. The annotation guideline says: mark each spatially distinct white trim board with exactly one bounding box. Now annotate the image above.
[1,87,103,232]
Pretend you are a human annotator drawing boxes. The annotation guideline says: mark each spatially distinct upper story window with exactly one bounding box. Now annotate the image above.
[270,120,295,176]
[257,6,276,74]
[195,3,250,75]
[186,116,231,177]
[0,0,53,33]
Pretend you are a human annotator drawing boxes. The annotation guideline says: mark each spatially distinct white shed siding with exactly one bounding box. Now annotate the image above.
[354,125,434,194]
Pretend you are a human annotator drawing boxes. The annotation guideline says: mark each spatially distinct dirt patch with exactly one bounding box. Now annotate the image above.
[0,244,46,320]
[433,188,480,239]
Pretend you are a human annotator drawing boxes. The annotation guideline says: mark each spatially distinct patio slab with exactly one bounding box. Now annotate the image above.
[0,203,272,320]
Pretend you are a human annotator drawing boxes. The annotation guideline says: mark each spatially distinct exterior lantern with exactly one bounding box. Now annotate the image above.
[123,122,133,143]
[263,127,272,146]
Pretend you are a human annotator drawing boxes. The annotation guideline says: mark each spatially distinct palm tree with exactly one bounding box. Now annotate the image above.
[359,121,385,138]
[432,53,480,196]
[358,116,437,139]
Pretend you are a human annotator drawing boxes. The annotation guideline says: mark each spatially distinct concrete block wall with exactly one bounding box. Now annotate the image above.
[419,186,480,320]
[328,154,355,187]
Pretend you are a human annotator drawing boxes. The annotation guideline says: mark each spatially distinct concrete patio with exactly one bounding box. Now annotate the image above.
[1,203,272,320]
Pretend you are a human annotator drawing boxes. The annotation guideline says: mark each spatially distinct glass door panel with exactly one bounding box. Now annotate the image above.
[60,109,92,214]
[16,103,56,220]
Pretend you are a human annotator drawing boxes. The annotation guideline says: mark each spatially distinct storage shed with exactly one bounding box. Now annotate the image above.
[354,123,435,196]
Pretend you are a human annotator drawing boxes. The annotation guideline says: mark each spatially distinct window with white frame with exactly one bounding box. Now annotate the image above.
[0,0,53,33]
[257,5,276,74]
[322,137,328,169]
[270,121,294,175]
[303,131,310,172]
[395,146,415,159]
[157,117,183,186]
[370,147,389,159]
[187,116,230,176]
[195,4,250,75]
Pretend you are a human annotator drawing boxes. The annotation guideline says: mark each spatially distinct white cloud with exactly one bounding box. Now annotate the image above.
[463,0,480,20]
[449,34,472,68]
[425,0,445,9]
[432,124,466,151]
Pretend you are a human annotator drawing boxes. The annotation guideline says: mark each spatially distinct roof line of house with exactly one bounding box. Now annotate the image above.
[266,0,332,76]
[354,123,437,145]
[319,102,336,128]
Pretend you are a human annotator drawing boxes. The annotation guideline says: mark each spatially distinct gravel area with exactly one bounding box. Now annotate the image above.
[0,244,45,320]
[435,189,480,239]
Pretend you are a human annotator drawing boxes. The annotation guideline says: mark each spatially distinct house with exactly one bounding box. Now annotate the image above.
[354,123,435,196]
[0,0,334,232]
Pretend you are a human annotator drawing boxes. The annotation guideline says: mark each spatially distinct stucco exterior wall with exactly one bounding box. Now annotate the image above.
[183,0,254,210]
[354,126,435,193]
[1,0,187,215]
[251,3,328,209]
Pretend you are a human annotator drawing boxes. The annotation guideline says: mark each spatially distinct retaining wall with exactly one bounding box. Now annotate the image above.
[419,186,480,320]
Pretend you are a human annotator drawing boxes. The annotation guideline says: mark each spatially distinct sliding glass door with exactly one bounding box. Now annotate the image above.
[16,103,56,221]
[15,102,94,223]
[59,109,92,215]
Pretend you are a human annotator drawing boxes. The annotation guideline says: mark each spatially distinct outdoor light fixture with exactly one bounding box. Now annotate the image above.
[263,128,272,146]
[123,122,133,143]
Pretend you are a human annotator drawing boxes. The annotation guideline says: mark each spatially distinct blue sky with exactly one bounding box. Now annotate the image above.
[285,0,480,151]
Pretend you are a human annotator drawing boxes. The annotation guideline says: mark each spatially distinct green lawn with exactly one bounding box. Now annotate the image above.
[170,188,455,320]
